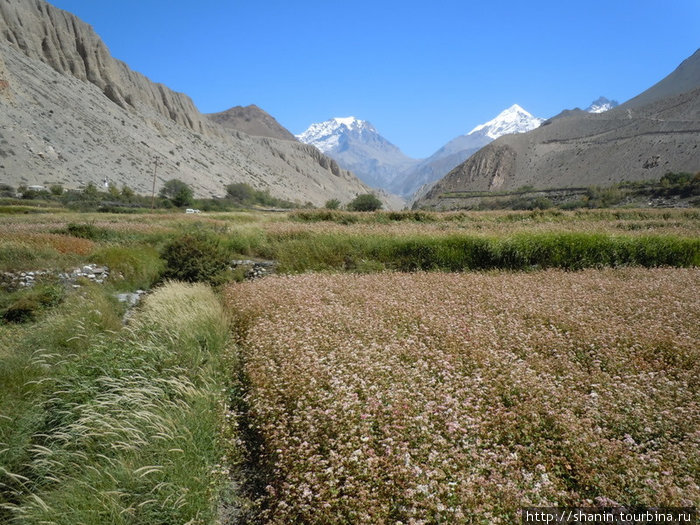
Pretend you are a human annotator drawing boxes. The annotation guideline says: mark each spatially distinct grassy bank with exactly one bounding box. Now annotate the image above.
[0,282,230,524]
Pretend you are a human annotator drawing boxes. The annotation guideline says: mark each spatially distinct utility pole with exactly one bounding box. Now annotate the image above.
[150,156,160,211]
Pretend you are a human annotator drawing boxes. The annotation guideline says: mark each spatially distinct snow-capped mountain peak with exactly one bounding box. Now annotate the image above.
[296,117,375,153]
[296,116,418,189]
[468,104,544,139]
[332,116,362,129]
[586,96,619,113]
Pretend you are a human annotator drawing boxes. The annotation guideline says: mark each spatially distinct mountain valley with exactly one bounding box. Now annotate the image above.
[297,105,545,199]
[0,0,697,212]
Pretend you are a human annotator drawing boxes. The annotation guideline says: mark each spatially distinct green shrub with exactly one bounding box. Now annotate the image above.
[160,232,231,284]
[159,179,194,207]
[64,222,114,241]
[325,198,341,210]
[33,283,65,308]
[224,182,298,208]
[226,182,256,204]
[0,183,15,198]
[289,209,359,224]
[347,193,383,212]
[656,172,700,198]
[1,283,65,323]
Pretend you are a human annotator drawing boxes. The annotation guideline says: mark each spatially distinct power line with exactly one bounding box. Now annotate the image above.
[150,156,160,211]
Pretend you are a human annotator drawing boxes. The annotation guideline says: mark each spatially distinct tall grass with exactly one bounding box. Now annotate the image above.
[0,241,67,272]
[91,245,164,290]
[289,208,700,225]
[0,283,230,524]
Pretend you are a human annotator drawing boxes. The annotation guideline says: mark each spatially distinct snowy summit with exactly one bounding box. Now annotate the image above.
[296,116,417,189]
[468,104,543,140]
[586,96,620,113]
[296,117,376,153]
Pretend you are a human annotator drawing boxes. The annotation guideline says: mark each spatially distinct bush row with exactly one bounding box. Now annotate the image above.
[4,219,697,299]
[289,208,700,225]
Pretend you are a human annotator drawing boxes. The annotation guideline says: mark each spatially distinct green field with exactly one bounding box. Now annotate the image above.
[0,208,698,523]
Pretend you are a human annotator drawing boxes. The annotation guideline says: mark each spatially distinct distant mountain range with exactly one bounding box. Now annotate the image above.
[391,105,543,197]
[296,97,623,200]
[296,117,419,189]
[297,105,545,198]
[417,49,700,209]
[294,106,539,197]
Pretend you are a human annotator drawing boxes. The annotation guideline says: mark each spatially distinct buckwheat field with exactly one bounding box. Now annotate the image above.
[225,268,699,524]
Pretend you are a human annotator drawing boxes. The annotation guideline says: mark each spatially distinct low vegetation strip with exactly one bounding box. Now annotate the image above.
[225,269,699,523]
[1,208,697,274]
[288,208,700,225]
[0,282,230,524]
[265,232,699,273]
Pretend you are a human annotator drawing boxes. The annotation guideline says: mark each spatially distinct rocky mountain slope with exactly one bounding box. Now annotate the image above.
[296,117,419,190]
[206,104,297,141]
[392,105,542,198]
[620,49,700,110]
[0,0,378,206]
[418,49,700,209]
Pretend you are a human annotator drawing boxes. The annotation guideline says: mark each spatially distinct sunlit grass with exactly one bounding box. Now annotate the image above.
[0,283,230,524]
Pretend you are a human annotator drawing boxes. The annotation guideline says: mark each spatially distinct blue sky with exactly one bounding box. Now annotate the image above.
[48,1,699,158]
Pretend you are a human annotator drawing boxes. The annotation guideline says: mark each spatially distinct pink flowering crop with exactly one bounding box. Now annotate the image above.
[224,269,699,523]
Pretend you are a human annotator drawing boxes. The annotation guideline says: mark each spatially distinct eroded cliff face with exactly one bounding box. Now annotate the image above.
[0,45,10,99]
[0,0,400,207]
[0,0,208,133]
[423,144,517,199]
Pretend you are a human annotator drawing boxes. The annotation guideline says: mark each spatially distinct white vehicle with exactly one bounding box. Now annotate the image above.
[185,208,201,214]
